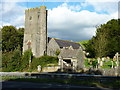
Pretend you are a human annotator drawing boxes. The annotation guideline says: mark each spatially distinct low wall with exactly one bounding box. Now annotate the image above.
[42,66,60,72]
[99,66,120,76]
[83,66,120,76]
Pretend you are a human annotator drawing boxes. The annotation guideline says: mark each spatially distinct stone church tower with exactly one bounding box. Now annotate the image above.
[23,6,47,57]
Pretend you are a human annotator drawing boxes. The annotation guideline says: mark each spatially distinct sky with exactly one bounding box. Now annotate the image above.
[0,0,119,41]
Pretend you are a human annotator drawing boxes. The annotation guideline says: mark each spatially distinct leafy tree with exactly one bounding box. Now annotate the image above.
[2,26,24,52]
[85,19,120,58]
[2,26,18,52]
[20,49,33,71]
[84,37,96,58]
[17,28,24,51]
[2,47,22,72]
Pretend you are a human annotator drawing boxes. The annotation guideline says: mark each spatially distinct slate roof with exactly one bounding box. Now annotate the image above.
[58,49,80,58]
[54,38,81,49]
[48,37,84,50]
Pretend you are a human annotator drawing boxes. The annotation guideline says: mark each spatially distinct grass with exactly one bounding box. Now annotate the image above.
[77,40,88,48]
[2,76,120,89]
[77,40,88,44]
[84,58,117,69]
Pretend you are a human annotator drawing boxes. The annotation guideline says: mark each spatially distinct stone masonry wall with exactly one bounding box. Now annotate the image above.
[23,6,47,57]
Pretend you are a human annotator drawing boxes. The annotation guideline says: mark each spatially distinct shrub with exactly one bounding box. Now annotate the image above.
[20,49,33,71]
[31,56,59,70]
[2,48,22,72]
[2,49,59,72]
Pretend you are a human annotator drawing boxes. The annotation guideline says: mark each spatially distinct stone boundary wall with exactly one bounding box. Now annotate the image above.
[85,66,120,76]
[42,66,60,72]
[99,67,120,76]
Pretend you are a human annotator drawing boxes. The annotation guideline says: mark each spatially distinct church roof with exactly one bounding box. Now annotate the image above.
[48,37,84,50]
[54,38,81,49]
[58,49,80,58]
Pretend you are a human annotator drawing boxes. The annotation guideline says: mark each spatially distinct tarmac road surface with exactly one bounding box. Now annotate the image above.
[1,80,110,90]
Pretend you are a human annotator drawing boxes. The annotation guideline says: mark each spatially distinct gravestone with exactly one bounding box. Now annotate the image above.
[100,60,103,67]
[111,61,114,68]
[115,52,119,67]
[37,65,41,72]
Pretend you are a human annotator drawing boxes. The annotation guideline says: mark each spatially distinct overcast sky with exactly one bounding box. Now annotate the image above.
[0,0,119,41]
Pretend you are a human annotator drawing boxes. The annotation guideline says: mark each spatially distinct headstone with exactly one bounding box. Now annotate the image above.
[116,61,119,67]
[102,58,105,61]
[115,52,119,67]
[37,65,41,72]
[97,57,101,68]
[113,56,116,61]
[100,60,103,67]
[97,57,100,64]
[111,61,114,68]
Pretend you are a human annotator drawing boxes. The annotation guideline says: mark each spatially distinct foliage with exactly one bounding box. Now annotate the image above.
[31,55,59,70]
[2,47,59,72]
[85,58,118,69]
[84,38,96,58]
[85,19,120,58]
[55,49,60,56]
[77,40,88,48]
[2,47,22,72]
[0,30,2,51]
[17,28,24,51]
[2,26,24,52]
[84,58,98,68]
[20,49,33,71]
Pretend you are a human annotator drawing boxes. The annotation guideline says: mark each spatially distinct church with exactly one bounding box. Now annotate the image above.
[23,6,85,71]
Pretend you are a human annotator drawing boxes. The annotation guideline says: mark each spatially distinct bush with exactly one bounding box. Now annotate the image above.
[31,56,59,70]
[2,48,22,72]
[20,49,33,71]
[2,49,59,72]
[84,58,98,68]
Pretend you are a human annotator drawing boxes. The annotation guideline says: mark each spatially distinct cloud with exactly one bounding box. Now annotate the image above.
[48,3,115,41]
[0,0,26,28]
[0,1,118,41]
[83,0,118,14]
[60,3,81,11]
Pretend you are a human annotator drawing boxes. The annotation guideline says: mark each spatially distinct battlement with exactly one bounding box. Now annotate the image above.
[40,6,46,8]
[25,6,46,11]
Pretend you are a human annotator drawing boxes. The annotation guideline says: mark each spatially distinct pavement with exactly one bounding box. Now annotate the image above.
[1,80,110,90]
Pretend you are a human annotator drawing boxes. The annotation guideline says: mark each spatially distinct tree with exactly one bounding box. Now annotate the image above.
[85,19,120,58]
[84,37,96,58]
[17,28,24,51]
[2,26,24,52]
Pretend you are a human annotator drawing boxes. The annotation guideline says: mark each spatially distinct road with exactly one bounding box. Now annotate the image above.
[1,80,108,90]
[0,72,117,90]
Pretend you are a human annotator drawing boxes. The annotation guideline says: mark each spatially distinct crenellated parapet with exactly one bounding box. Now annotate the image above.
[25,6,46,11]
